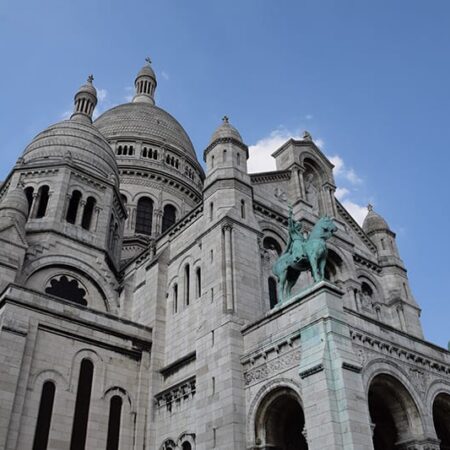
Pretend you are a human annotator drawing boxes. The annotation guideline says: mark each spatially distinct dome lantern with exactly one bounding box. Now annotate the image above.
[132,57,157,105]
[71,74,98,123]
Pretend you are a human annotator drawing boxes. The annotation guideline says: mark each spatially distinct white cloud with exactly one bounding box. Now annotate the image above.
[248,127,324,173]
[335,187,349,200]
[341,199,368,226]
[97,88,107,102]
[161,70,169,80]
[60,109,72,120]
[327,154,362,184]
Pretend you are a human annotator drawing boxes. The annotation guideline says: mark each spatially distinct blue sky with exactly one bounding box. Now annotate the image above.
[1,1,449,347]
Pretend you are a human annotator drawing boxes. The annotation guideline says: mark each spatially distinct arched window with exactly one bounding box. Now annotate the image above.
[120,194,127,204]
[237,152,241,165]
[209,202,214,221]
[196,267,201,298]
[32,381,56,450]
[25,186,34,216]
[153,149,158,159]
[184,264,190,306]
[66,190,82,224]
[182,443,192,450]
[106,395,122,450]
[81,197,96,230]
[45,275,87,306]
[162,204,177,232]
[263,237,282,255]
[36,185,50,218]
[142,148,147,158]
[211,155,215,169]
[135,197,153,235]
[70,359,94,450]
[173,283,178,314]
[268,277,278,308]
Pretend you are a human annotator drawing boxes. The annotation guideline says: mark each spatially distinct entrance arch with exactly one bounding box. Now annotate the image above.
[368,374,423,450]
[433,392,450,449]
[255,386,308,450]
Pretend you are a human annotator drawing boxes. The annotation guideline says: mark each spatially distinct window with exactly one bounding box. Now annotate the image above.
[32,381,56,450]
[196,267,201,298]
[211,155,215,169]
[162,204,176,232]
[173,283,178,313]
[184,265,190,306]
[135,197,153,235]
[36,185,50,218]
[81,197,96,230]
[240,200,246,219]
[182,443,192,450]
[45,275,87,306]
[263,237,282,255]
[70,359,94,450]
[268,277,278,308]
[66,190,82,224]
[25,186,34,216]
[237,152,241,165]
[209,202,214,221]
[106,396,122,450]
[120,194,127,204]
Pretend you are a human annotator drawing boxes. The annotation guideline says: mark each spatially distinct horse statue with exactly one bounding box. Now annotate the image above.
[272,207,337,303]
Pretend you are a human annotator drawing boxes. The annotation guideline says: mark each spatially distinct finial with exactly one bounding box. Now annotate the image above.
[87,74,94,83]
[367,204,373,212]
[303,130,313,141]
[222,115,229,123]
[145,57,152,65]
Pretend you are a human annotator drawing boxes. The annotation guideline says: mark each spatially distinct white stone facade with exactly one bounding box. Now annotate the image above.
[0,62,448,450]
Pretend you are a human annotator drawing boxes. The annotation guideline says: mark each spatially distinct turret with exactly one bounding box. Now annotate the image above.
[362,205,423,338]
[70,75,98,123]
[362,204,403,267]
[0,185,28,291]
[132,57,157,105]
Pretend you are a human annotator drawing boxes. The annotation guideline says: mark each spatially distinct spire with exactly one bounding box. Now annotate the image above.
[133,58,157,105]
[71,75,98,123]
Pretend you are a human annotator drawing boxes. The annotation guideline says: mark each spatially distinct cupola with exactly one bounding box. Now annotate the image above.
[71,75,98,123]
[132,57,157,105]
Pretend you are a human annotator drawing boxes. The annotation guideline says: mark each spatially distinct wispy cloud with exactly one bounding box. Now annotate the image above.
[161,70,169,80]
[248,126,369,225]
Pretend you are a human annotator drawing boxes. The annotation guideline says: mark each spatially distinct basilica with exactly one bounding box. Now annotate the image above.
[0,60,449,450]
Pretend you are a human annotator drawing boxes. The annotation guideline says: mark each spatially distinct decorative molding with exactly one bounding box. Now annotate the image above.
[351,330,450,376]
[342,362,362,373]
[160,351,196,378]
[154,376,196,411]
[299,363,324,379]
[250,170,291,185]
[244,349,301,386]
[253,202,288,226]
[354,253,382,273]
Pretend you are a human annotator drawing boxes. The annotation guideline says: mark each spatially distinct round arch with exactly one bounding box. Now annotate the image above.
[247,378,307,449]
[364,364,426,449]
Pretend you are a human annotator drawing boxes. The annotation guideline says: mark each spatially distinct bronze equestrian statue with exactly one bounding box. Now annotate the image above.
[272,207,337,303]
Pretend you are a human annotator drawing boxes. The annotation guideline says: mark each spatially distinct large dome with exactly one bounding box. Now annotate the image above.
[22,120,119,180]
[94,102,198,161]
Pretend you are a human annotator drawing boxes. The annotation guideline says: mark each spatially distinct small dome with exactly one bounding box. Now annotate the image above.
[0,187,29,218]
[136,63,156,81]
[77,75,97,97]
[22,120,119,181]
[362,205,390,234]
[210,116,243,144]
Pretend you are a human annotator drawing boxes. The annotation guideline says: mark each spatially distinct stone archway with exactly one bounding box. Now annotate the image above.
[254,387,308,450]
[433,393,450,450]
[368,374,423,450]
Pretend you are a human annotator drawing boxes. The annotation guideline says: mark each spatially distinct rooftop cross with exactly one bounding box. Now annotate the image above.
[87,74,94,83]
[145,57,152,65]
[222,115,229,123]
[367,204,373,212]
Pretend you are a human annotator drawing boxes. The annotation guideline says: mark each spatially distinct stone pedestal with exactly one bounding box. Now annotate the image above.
[296,281,374,450]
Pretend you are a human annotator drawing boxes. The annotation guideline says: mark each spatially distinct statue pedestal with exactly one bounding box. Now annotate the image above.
[295,281,374,450]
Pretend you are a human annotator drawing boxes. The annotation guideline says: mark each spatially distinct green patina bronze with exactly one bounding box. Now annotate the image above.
[272,207,337,303]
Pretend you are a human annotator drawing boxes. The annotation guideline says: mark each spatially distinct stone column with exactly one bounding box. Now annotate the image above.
[76,200,86,226]
[298,282,374,450]
[29,192,39,218]
[223,224,234,312]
